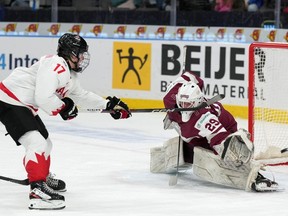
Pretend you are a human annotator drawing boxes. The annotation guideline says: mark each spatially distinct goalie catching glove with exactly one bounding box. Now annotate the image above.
[214,129,254,167]
[106,96,131,119]
[59,97,78,120]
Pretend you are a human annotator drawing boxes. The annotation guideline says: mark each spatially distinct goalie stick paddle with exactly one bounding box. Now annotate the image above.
[169,137,182,186]
[0,175,29,185]
[83,94,225,113]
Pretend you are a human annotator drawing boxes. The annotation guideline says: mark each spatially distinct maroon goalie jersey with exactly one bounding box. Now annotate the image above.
[163,71,238,163]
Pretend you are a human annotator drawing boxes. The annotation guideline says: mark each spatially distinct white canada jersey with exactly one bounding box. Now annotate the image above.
[0,54,108,115]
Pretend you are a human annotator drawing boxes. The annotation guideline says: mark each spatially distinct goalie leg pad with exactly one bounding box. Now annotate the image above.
[150,137,191,173]
[193,147,260,191]
[150,146,166,173]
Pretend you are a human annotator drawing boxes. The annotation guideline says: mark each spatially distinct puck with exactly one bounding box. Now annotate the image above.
[281,148,288,153]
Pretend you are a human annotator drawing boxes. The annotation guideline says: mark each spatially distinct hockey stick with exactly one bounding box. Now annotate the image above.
[169,45,187,186]
[0,175,29,185]
[0,94,225,186]
[169,136,182,186]
[82,94,225,113]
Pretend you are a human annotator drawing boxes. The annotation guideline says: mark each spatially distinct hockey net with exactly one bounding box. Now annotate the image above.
[248,42,288,165]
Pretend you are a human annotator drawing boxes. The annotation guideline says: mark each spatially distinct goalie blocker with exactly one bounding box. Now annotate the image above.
[150,130,279,192]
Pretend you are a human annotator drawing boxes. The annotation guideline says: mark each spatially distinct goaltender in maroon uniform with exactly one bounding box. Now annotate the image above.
[161,70,279,192]
[163,71,237,163]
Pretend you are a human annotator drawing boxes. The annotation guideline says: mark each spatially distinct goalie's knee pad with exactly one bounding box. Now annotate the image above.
[150,137,191,173]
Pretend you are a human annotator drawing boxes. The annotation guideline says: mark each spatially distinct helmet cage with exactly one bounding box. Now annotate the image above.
[179,101,196,109]
[176,82,204,122]
[75,51,90,73]
[57,33,90,73]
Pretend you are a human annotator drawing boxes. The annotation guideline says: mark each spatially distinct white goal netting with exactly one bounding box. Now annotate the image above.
[249,42,288,164]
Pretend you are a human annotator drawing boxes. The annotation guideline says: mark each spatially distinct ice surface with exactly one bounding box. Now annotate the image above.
[0,112,287,215]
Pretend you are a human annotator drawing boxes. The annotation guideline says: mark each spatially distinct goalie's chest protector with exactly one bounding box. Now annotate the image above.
[180,105,228,146]
[179,109,213,144]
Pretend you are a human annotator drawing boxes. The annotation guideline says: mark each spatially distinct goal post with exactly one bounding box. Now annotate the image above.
[248,42,288,164]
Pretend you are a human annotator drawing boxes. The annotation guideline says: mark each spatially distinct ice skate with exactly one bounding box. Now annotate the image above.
[46,173,66,192]
[29,181,65,210]
[251,173,279,192]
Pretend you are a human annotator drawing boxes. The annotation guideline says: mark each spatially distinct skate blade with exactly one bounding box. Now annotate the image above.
[254,185,285,192]
[29,199,66,210]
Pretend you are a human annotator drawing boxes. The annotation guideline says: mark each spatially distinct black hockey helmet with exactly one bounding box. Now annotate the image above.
[57,33,90,73]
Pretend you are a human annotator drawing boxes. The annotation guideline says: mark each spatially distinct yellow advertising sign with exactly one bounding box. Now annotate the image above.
[113,42,151,90]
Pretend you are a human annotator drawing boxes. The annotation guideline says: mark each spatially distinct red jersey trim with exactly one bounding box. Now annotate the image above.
[0,82,38,112]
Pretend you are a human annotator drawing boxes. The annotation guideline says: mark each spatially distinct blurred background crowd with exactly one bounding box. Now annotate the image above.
[1,0,284,12]
[0,0,286,28]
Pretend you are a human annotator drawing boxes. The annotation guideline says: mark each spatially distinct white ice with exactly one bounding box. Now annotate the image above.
[0,112,287,216]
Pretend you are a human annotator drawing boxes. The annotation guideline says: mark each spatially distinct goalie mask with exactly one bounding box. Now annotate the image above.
[176,82,204,122]
[57,33,90,73]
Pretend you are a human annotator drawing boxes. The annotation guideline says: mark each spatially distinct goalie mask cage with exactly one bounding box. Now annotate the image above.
[248,42,288,165]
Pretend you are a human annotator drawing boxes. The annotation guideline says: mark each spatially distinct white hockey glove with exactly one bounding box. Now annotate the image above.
[214,129,254,167]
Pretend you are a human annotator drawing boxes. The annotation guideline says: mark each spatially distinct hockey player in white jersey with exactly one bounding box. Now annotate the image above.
[0,33,131,210]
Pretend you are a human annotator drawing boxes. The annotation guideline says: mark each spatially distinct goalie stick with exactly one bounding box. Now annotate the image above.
[169,137,182,186]
[169,45,186,187]
[83,94,225,113]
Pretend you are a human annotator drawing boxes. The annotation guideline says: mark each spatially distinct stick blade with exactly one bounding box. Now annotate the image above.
[169,175,178,186]
[0,176,29,185]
